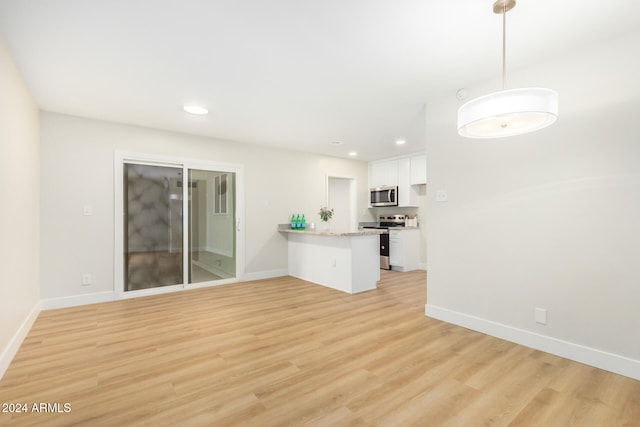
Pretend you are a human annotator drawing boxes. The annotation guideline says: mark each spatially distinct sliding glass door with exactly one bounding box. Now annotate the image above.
[188,169,236,284]
[123,163,184,291]
[116,153,244,296]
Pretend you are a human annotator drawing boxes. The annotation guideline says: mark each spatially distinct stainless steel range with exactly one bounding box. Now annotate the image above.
[363,215,405,270]
[379,214,406,229]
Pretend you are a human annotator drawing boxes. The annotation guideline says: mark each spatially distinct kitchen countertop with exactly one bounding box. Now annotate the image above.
[279,228,386,237]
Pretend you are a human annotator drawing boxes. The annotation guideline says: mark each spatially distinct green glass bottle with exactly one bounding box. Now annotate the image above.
[291,214,296,229]
[296,214,301,229]
[301,214,306,230]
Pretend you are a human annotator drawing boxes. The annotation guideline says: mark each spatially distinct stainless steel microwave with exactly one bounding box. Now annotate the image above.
[370,186,398,207]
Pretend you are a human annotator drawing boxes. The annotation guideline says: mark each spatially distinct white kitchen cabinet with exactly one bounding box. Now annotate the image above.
[369,162,384,188]
[388,228,420,272]
[369,159,398,188]
[369,153,425,207]
[397,157,419,207]
[283,230,381,294]
[410,154,427,185]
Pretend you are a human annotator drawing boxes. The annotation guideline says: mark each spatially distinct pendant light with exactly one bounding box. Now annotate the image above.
[457,0,558,139]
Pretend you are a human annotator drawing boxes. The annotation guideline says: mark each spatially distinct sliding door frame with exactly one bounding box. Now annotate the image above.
[114,151,245,299]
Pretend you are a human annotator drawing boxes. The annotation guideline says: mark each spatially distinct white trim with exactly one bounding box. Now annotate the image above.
[326,173,358,231]
[425,304,640,381]
[119,285,185,300]
[185,278,239,290]
[41,291,115,310]
[0,301,41,380]
[418,263,427,271]
[39,271,286,309]
[182,163,190,287]
[242,269,289,282]
[114,150,245,300]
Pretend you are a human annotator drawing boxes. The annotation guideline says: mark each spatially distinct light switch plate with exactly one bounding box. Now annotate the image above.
[436,190,448,202]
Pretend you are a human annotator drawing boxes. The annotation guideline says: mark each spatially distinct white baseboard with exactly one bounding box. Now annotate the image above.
[40,272,290,310]
[425,304,640,381]
[41,291,115,310]
[418,262,427,271]
[242,269,289,282]
[41,271,289,310]
[0,300,41,381]
[207,246,233,258]
[192,259,233,279]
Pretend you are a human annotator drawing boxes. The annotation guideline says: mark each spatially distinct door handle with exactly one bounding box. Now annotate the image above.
[236,218,240,232]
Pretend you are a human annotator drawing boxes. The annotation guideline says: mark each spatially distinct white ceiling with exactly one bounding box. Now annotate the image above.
[1,0,639,161]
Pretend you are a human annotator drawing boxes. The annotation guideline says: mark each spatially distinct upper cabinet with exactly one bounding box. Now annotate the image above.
[397,157,416,207]
[369,153,426,208]
[410,154,427,185]
[369,160,398,188]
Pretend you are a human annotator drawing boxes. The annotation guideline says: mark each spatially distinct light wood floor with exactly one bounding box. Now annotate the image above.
[1,271,638,426]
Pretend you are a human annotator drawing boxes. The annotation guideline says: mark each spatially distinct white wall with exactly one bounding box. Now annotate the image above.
[0,38,40,379]
[425,30,640,379]
[39,112,373,304]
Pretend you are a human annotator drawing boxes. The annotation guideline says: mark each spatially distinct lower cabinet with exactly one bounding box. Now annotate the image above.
[389,228,420,272]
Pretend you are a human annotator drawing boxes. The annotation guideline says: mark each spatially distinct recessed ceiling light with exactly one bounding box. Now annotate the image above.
[330,141,343,146]
[183,105,209,115]
[396,139,406,145]
[348,151,357,156]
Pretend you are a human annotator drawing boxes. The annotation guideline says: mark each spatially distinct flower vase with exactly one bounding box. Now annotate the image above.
[321,221,330,231]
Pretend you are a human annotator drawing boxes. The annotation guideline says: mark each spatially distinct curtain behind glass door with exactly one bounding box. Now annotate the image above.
[124,164,183,291]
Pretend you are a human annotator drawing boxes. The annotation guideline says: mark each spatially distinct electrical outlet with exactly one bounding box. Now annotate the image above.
[82,274,92,286]
[535,307,547,325]
[436,190,448,202]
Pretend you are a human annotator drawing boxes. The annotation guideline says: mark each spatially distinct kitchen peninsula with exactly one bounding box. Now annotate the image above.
[279,226,385,294]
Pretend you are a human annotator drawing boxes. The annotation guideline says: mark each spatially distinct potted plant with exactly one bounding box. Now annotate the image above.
[318,206,334,231]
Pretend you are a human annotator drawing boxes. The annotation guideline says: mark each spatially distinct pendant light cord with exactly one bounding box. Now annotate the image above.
[502,1,507,90]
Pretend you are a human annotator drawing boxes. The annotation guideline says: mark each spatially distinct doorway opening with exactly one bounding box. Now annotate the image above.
[327,175,357,232]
